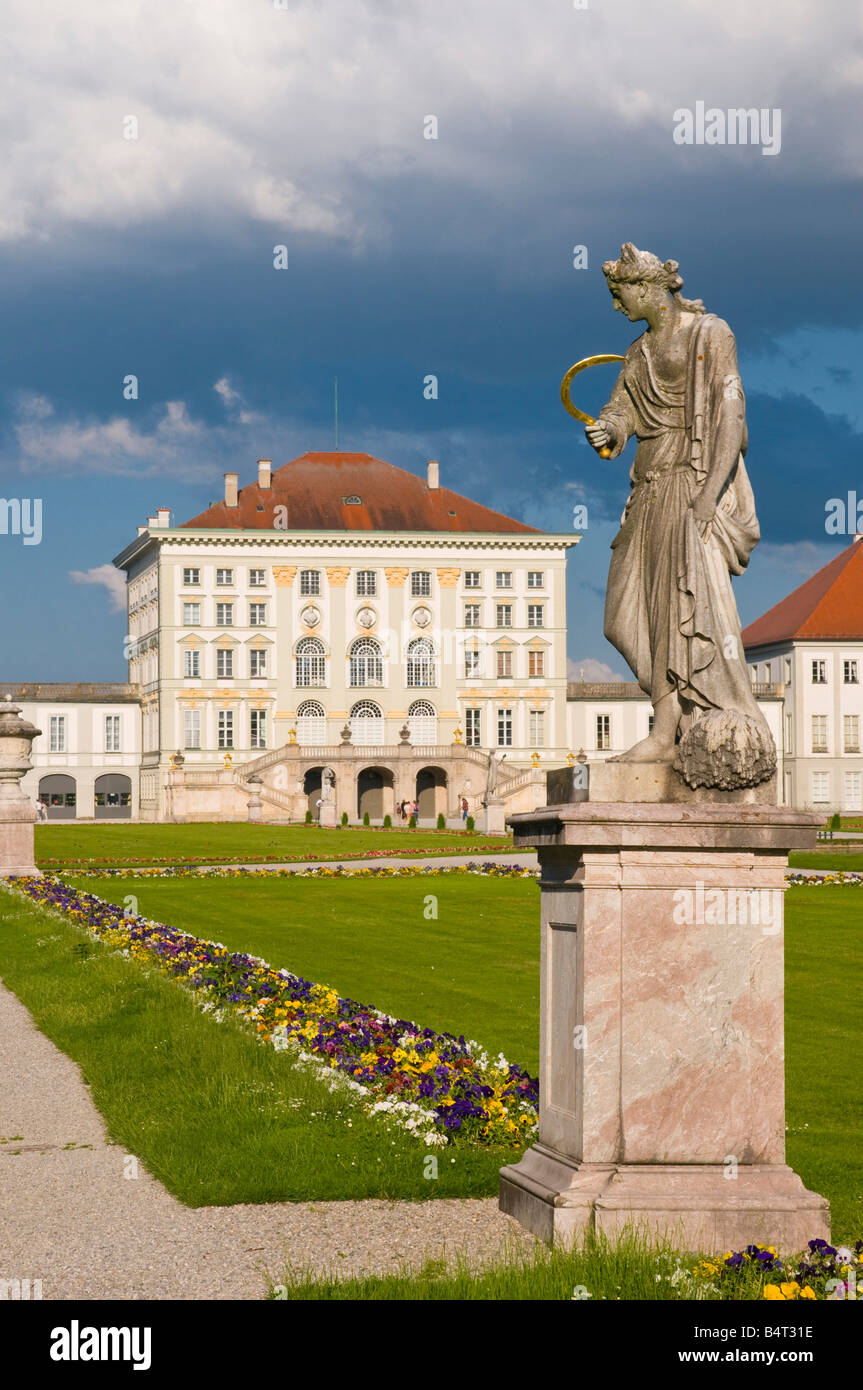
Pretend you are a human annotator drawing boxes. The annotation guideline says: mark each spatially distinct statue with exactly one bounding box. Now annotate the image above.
[580,243,776,791]
[321,766,335,803]
[486,749,506,799]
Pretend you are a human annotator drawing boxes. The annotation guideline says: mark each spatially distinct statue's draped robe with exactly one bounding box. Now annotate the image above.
[600,313,771,748]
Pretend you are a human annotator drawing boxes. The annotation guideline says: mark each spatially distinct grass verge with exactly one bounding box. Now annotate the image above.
[0,883,521,1206]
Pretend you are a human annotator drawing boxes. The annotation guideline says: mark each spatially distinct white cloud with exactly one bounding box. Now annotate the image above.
[567,657,629,683]
[0,0,858,246]
[68,563,127,612]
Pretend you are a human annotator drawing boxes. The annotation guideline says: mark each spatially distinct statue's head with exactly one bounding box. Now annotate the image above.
[602,243,704,321]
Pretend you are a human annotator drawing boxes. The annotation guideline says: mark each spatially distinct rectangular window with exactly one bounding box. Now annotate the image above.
[785,658,792,684]
[529,710,545,747]
[183,649,200,678]
[182,567,200,585]
[496,604,512,628]
[249,603,266,626]
[844,714,860,752]
[356,570,377,597]
[596,714,611,751]
[811,771,830,803]
[465,707,481,746]
[300,570,320,596]
[49,715,66,753]
[497,707,512,747]
[528,649,544,677]
[811,659,827,684]
[216,568,233,586]
[464,604,481,627]
[183,709,201,750]
[250,709,267,749]
[527,571,544,589]
[465,649,481,678]
[183,602,200,625]
[496,650,512,679]
[411,571,431,597]
[249,649,267,678]
[216,602,233,626]
[811,714,828,753]
[464,571,481,589]
[495,571,512,589]
[527,604,544,628]
[844,660,859,685]
[218,710,234,749]
[249,569,266,587]
[104,715,120,752]
[217,649,234,679]
[844,771,862,812]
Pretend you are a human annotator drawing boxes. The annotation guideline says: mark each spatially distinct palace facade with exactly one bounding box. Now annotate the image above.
[111,452,576,822]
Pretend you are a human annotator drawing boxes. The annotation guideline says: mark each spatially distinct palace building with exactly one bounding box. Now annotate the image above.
[110,451,577,823]
[10,457,861,821]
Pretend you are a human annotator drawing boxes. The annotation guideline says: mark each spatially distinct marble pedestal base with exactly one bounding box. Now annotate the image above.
[319,802,337,827]
[483,800,506,835]
[501,797,830,1253]
[500,1149,828,1252]
[0,800,40,877]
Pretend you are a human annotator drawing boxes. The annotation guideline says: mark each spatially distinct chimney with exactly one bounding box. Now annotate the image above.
[156,507,171,527]
[224,472,239,508]
[147,514,159,529]
[427,459,440,490]
[257,458,272,490]
[137,525,147,536]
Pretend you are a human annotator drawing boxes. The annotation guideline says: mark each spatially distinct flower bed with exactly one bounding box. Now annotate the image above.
[685,1240,863,1300]
[9,876,539,1149]
[60,861,538,881]
[786,871,863,886]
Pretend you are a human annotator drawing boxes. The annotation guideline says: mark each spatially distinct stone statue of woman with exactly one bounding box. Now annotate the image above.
[585,243,775,790]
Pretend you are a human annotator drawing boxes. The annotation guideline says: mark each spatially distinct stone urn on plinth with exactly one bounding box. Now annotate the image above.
[0,694,41,877]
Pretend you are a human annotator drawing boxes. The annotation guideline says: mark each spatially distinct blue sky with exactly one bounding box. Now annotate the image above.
[1,0,861,681]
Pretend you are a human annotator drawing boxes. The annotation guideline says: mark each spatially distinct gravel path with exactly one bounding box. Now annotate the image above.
[0,981,535,1301]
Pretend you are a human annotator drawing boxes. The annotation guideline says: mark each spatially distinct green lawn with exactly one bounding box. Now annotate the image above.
[4,872,861,1240]
[788,852,863,871]
[0,885,517,1205]
[68,873,542,1071]
[35,822,513,870]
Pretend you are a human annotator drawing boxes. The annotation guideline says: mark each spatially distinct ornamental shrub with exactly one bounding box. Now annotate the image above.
[830,812,841,830]
[437,812,446,829]
[466,815,475,831]
[383,814,392,828]
[409,814,417,828]
[305,810,313,824]
[341,811,348,826]
[363,811,371,826]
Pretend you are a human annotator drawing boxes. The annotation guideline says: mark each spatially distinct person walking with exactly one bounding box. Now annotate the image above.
[461,796,468,822]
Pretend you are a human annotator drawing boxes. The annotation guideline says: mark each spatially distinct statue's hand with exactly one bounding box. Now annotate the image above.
[585,419,615,455]
[690,489,717,539]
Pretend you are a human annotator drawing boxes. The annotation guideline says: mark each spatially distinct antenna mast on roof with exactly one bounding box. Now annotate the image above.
[334,376,339,451]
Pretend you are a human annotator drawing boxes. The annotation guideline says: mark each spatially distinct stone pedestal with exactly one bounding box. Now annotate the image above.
[246,776,263,823]
[483,799,506,835]
[500,790,830,1253]
[319,801,337,827]
[0,696,41,878]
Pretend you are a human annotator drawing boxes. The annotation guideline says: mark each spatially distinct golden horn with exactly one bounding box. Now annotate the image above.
[560,354,625,459]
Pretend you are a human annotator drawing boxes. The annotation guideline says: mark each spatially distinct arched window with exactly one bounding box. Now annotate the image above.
[296,637,326,687]
[349,637,383,687]
[349,700,384,745]
[296,700,326,746]
[407,699,437,746]
[406,637,436,687]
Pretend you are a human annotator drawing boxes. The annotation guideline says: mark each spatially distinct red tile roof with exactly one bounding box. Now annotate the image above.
[742,538,863,647]
[180,452,540,534]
